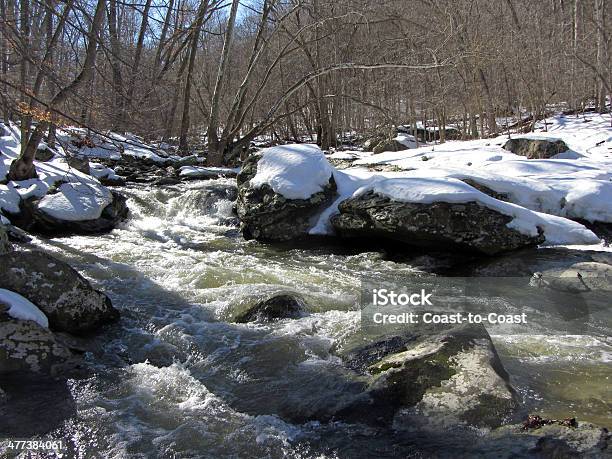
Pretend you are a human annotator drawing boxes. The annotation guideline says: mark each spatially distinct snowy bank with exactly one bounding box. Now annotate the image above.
[0,122,127,233]
[350,113,612,225]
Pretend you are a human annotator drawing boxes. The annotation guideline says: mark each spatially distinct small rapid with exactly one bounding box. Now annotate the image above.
[16,179,610,458]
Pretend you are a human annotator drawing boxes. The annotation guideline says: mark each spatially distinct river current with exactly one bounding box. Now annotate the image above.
[6,179,610,458]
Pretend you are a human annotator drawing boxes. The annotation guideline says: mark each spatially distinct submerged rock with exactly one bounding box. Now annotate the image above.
[532,261,612,293]
[338,325,517,427]
[503,138,569,159]
[0,318,75,375]
[236,153,337,241]
[0,250,119,334]
[14,190,128,235]
[233,294,306,323]
[467,247,612,277]
[331,191,544,255]
[493,420,610,457]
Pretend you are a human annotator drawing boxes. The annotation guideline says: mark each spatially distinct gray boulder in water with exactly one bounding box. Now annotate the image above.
[236,153,337,241]
[331,190,544,255]
[338,324,518,427]
[0,250,119,334]
[233,294,306,323]
[503,138,569,159]
[0,318,75,375]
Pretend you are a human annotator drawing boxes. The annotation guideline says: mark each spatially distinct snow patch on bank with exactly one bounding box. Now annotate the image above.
[0,122,115,225]
[250,144,334,199]
[179,166,239,178]
[0,288,49,328]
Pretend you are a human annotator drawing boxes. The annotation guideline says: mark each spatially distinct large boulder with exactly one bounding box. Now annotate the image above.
[0,250,119,334]
[34,144,55,162]
[338,325,518,427]
[0,318,74,375]
[372,139,405,154]
[236,153,337,241]
[331,191,544,255]
[14,190,128,235]
[66,155,91,175]
[503,138,569,159]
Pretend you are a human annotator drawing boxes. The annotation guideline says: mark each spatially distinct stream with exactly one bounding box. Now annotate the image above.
[6,179,610,458]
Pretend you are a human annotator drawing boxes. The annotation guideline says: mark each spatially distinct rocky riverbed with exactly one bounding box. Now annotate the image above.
[1,175,609,457]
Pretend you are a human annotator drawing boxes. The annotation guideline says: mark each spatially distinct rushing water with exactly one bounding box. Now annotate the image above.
[5,179,610,458]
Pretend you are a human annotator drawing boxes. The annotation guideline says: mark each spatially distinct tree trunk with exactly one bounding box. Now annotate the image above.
[8,0,107,181]
[178,0,209,153]
[206,0,239,165]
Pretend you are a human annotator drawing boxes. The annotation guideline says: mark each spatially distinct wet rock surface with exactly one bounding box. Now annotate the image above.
[503,138,569,159]
[331,191,544,255]
[467,247,612,277]
[0,318,75,375]
[0,250,119,334]
[337,324,517,426]
[236,153,337,241]
[493,420,610,457]
[233,294,306,323]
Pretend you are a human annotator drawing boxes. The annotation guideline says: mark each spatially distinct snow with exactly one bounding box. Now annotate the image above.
[248,122,608,247]
[0,288,49,328]
[179,166,239,178]
[250,144,335,199]
[37,182,113,221]
[0,122,115,224]
[394,134,419,149]
[56,128,178,163]
[349,113,612,224]
[90,162,120,180]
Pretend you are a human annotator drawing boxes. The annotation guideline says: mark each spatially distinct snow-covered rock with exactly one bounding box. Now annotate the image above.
[0,289,49,328]
[237,145,337,241]
[236,141,600,252]
[351,114,612,230]
[249,144,334,199]
[0,122,128,235]
[0,250,119,334]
